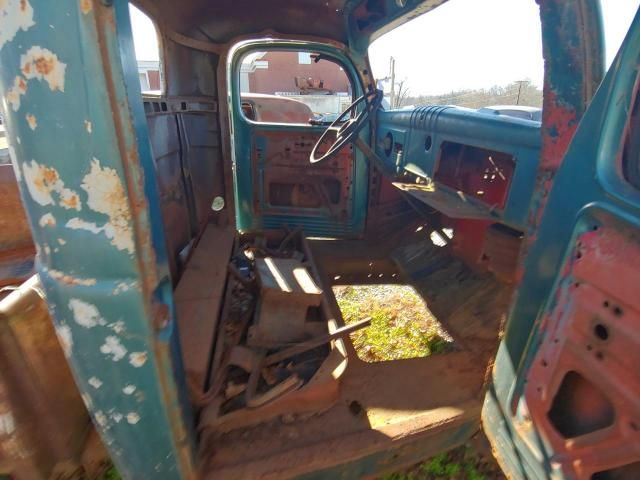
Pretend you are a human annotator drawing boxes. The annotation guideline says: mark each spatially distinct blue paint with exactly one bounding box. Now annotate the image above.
[228,40,369,237]
[376,105,541,229]
[0,1,195,478]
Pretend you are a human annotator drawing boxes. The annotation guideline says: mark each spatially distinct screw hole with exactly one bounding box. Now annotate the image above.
[576,251,583,259]
[592,225,599,231]
[594,324,609,341]
[541,359,548,367]
[595,351,604,361]
[613,306,623,317]
[424,135,433,152]
[586,344,593,351]
[603,300,610,308]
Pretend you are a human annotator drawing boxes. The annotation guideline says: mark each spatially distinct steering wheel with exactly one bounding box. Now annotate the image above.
[310,89,383,164]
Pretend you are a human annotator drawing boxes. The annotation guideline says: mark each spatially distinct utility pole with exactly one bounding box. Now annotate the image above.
[389,56,396,108]
[515,80,528,105]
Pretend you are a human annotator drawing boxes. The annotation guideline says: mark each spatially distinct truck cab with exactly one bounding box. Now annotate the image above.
[0,1,639,479]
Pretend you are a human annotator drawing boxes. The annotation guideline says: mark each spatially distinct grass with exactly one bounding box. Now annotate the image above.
[333,285,451,362]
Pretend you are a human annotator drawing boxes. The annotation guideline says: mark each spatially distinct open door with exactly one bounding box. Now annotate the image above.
[229,42,369,238]
[483,9,640,480]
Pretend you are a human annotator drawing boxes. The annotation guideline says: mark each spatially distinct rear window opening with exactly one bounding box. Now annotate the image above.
[333,284,453,362]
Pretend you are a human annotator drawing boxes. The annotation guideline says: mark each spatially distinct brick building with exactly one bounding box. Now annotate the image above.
[241,51,350,95]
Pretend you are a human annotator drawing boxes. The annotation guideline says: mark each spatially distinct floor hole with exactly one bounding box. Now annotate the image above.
[333,284,452,362]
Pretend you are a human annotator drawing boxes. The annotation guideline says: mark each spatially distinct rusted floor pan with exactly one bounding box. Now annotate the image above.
[200,351,485,479]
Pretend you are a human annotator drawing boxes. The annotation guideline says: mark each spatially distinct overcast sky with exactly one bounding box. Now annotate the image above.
[131,1,639,96]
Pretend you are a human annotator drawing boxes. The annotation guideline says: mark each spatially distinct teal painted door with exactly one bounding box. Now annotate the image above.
[483,9,640,480]
[229,42,369,238]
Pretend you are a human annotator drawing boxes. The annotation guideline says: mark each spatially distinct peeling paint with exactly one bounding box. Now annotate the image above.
[25,112,36,129]
[80,0,92,14]
[101,335,127,361]
[57,238,66,245]
[109,320,125,334]
[69,298,106,328]
[22,159,54,206]
[67,217,101,233]
[55,324,73,357]
[123,384,136,395]
[88,377,103,389]
[111,412,123,423]
[113,281,136,294]
[6,75,27,111]
[126,412,140,425]
[129,351,147,368]
[59,188,81,210]
[80,158,134,253]
[94,411,108,427]
[22,160,82,210]
[38,212,56,227]
[49,269,97,286]
[85,119,92,133]
[20,46,66,91]
[0,0,35,50]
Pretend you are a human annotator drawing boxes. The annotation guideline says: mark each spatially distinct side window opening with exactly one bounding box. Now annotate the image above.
[129,4,162,95]
[368,0,544,114]
[239,50,353,125]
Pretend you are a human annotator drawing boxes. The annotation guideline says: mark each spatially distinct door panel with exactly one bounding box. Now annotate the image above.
[483,9,640,480]
[229,43,369,238]
[250,127,357,234]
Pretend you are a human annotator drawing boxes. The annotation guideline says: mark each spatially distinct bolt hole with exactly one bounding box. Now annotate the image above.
[603,300,610,308]
[592,225,599,231]
[586,344,593,351]
[595,351,604,361]
[541,360,548,367]
[594,324,609,341]
[576,251,583,259]
[613,306,623,317]
[574,282,580,288]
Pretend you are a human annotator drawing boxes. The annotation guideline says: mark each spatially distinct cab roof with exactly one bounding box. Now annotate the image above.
[135,0,448,52]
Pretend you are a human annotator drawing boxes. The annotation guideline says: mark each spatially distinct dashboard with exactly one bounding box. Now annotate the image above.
[375,105,541,231]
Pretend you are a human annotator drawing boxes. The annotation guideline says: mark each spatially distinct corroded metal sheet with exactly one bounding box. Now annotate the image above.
[0,276,90,479]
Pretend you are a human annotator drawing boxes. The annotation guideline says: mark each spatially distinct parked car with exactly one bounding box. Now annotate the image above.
[241,93,313,123]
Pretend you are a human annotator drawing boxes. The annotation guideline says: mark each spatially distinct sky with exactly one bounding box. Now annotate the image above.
[130,1,640,96]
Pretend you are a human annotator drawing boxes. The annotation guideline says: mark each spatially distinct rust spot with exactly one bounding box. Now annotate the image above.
[80,0,92,14]
[6,75,27,111]
[25,113,37,130]
[20,46,67,92]
[59,191,79,210]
